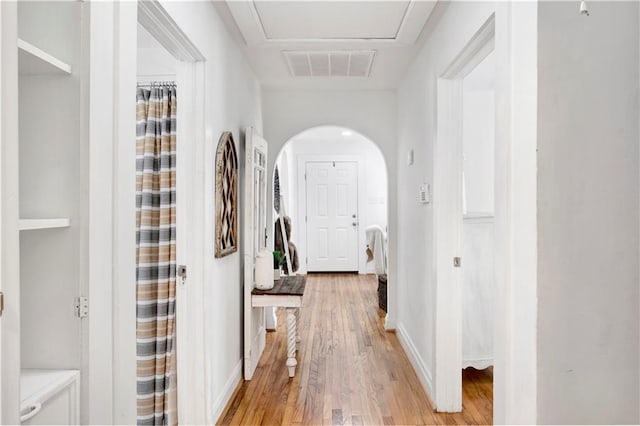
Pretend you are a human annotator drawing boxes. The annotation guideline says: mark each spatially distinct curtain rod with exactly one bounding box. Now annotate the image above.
[136,81,176,88]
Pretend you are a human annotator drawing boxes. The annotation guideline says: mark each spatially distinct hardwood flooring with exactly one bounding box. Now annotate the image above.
[218,273,493,425]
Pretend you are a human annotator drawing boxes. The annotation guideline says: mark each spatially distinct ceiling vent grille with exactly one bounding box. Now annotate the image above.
[282,50,376,77]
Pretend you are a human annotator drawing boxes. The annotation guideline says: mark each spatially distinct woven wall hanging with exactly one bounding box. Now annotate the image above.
[215,131,238,258]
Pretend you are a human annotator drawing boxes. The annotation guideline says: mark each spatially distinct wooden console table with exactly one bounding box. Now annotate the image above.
[252,275,307,377]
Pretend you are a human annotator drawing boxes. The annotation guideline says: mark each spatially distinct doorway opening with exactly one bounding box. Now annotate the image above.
[433,15,496,417]
[267,125,390,330]
[122,4,206,424]
[460,48,496,414]
[274,126,388,276]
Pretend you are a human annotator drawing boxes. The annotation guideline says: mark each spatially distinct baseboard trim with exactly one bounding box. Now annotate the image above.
[384,314,396,331]
[212,360,242,424]
[396,322,434,400]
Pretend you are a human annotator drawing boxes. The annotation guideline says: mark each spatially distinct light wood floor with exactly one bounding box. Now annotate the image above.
[218,273,493,425]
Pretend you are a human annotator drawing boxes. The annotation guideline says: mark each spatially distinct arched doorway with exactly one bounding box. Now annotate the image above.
[269,125,389,318]
[273,125,388,274]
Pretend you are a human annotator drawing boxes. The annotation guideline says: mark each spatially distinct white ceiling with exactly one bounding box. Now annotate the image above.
[215,0,438,90]
[253,2,410,40]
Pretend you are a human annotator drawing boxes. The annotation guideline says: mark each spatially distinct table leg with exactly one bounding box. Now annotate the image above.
[295,308,301,350]
[286,308,298,378]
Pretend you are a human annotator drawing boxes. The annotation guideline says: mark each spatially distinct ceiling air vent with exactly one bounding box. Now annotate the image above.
[282,50,376,77]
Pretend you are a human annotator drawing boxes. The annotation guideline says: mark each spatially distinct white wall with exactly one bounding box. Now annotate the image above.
[275,126,388,274]
[137,24,176,80]
[396,2,538,423]
[396,0,498,404]
[462,51,495,215]
[262,89,398,327]
[155,2,264,423]
[537,2,639,423]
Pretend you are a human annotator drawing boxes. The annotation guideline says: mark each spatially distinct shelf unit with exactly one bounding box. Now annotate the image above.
[18,218,70,231]
[12,1,87,424]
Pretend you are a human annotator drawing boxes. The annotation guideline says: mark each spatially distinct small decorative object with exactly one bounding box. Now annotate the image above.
[273,250,284,280]
[255,250,274,290]
[215,132,238,258]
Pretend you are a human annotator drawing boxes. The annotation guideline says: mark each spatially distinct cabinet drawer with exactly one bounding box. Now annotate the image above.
[22,388,70,425]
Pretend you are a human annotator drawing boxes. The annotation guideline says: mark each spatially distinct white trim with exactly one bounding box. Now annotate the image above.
[434,76,464,413]
[296,154,365,274]
[243,127,269,381]
[1,2,21,424]
[433,14,495,414]
[396,322,433,398]
[112,2,137,423]
[493,3,538,423]
[226,0,435,46]
[441,17,495,79]
[88,4,116,423]
[110,1,208,424]
[211,361,242,424]
[175,61,208,426]
[432,7,538,423]
[137,2,204,62]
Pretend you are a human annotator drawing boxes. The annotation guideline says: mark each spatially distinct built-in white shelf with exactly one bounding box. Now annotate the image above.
[18,39,71,76]
[20,369,79,406]
[19,218,70,231]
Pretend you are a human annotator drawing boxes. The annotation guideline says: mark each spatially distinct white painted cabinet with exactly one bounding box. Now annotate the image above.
[1,2,88,423]
[20,370,79,425]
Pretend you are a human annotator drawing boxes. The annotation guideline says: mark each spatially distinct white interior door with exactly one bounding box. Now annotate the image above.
[243,127,267,380]
[306,161,358,272]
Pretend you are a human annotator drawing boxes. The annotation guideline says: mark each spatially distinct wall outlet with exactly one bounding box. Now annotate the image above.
[419,183,430,204]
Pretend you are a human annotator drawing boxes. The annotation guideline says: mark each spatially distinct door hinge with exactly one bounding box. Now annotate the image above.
[74,296,89,318]
[453,257,462,268]
[178,265,187,285]
[0,291,4,317]
[305,215,307,222]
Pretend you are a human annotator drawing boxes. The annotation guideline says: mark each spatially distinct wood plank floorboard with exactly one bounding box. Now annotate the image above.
[218,273,493,425]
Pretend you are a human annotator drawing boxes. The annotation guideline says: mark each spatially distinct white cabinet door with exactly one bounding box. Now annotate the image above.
[243,127,268,380]
[306,161,358,272]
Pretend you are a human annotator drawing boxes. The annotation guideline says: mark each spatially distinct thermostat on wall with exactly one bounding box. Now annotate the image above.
[419,183,430,204]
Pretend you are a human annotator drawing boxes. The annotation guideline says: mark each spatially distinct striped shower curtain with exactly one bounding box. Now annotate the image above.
[136,86,178,426]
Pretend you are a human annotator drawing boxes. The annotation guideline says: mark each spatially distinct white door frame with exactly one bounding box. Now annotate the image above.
[296,155,365,274]
[434,18,494,413]
[433,8,538,423]
[111,1,206,424]
[243,127,268,380]
[0,2,21,424]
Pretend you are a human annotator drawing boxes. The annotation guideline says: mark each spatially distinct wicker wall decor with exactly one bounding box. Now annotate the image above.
[215,131,239,258]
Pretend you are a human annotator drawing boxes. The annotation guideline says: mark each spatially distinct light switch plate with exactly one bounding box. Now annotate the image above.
[419,183,430,204]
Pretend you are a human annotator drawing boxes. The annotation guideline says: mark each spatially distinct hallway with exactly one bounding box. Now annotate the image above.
[218,274,492,425]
